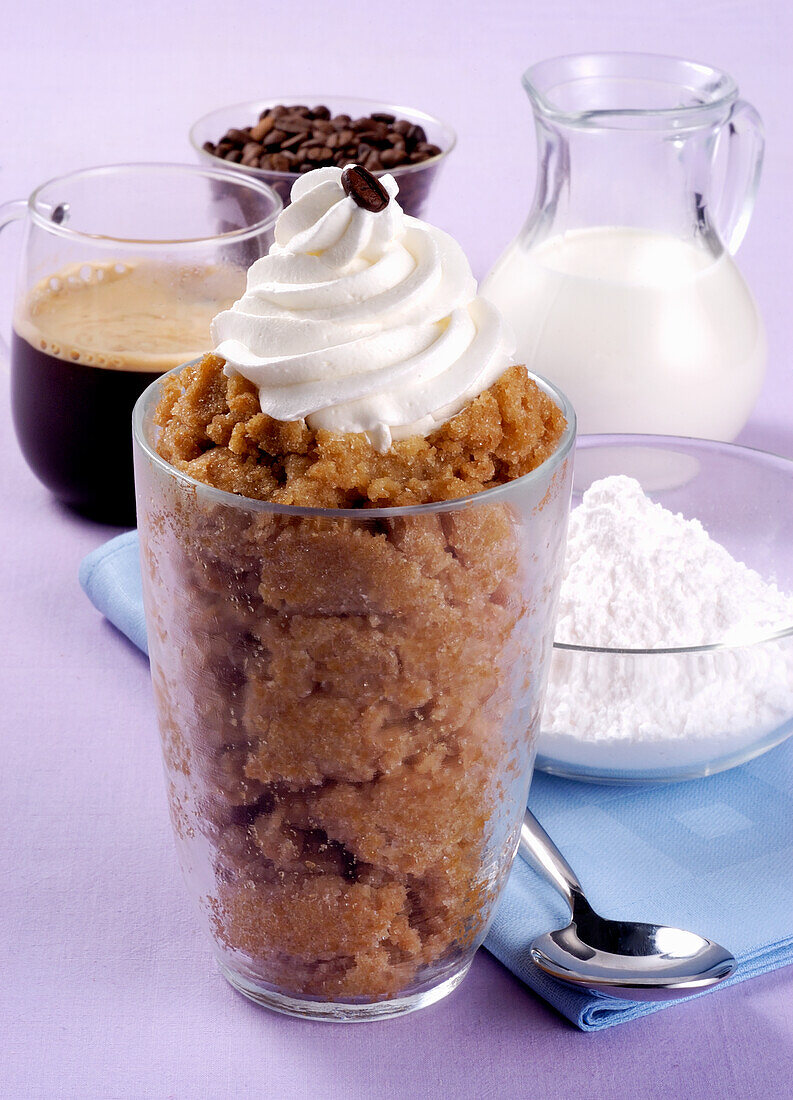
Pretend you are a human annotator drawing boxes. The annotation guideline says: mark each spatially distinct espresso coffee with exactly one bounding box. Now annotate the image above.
[11,261,243,524]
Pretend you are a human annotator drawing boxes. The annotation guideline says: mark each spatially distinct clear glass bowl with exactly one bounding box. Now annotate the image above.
[537,435,793,784]
[189,96,456,219]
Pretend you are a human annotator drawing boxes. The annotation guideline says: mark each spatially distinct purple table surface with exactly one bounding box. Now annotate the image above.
[3,2,793,1097]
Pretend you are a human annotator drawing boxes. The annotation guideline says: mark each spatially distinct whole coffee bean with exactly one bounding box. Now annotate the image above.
[371,112,396,123]
[269,153,292,172]
[262,129,287,148]
[341,164,389,212]
[278,115,313,133]
[251,115,275,141]
[225,128,251,144]
[380,148,404,168]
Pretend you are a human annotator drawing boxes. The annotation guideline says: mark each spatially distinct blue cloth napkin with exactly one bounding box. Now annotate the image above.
[80,531,793,1031]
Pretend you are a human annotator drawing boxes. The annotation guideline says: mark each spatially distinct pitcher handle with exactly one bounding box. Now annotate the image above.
[715,99,764,255]
[0,199,27,363]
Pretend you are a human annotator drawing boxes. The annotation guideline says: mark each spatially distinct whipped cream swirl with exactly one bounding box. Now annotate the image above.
[211,166,515,451]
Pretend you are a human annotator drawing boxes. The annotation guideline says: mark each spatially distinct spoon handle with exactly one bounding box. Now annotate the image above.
[518,810,585,913]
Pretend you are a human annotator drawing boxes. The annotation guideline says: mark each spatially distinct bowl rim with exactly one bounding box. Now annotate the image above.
[553,433,793,656]
[188,94,457,183]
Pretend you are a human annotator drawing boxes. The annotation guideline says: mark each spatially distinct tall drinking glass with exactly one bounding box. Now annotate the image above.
[0,164,281,524]
[133,365,575,1021]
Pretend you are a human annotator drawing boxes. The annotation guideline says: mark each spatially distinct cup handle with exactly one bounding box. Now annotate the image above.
[715,99,764,255]
[0,199,26,362]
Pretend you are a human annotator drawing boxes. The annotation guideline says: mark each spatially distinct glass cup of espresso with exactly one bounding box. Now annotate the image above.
[0,163,282,524]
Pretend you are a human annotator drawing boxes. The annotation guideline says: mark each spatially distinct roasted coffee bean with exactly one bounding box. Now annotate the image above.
[311,105,331,120]
[262,129,287,148]
[341,164,389,212]
[278,115,314,133]
[379,148,403,168]
[371,112,396,123]
[269,153,292,172]
[225,128,252,144]
[280,134,305,151]
[250,115,276,142]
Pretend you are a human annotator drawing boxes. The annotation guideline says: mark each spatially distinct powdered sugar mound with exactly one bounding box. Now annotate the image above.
[555,475,793,648]
[541,476,793,775]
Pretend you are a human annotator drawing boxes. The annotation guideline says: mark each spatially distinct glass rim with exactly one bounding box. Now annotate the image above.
[554,432,793,655]
[28,162,283,247]
[523,52,739,127]
[133,359,576,520]
[189,95,457,182]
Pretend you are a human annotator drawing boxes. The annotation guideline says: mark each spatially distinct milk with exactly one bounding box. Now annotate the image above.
[482,227,766,438]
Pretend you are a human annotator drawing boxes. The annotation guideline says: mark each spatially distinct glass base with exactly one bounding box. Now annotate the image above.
[218,960,472,1022]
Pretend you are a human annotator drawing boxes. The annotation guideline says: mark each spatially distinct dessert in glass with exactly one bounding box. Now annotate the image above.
[133,165,575,1020]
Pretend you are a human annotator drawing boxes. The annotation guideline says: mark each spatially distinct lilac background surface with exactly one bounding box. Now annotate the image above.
[2,2,793,1097]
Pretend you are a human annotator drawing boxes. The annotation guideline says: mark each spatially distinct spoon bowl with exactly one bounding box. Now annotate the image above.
[519,811,736,1000]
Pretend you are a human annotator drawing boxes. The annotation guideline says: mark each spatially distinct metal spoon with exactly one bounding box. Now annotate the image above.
[518,810,736,1001]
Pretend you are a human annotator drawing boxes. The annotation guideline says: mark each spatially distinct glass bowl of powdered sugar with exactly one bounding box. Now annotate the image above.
[538,435,793,783]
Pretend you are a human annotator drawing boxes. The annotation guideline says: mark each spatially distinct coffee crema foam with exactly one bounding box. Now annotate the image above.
[14,260,245,372]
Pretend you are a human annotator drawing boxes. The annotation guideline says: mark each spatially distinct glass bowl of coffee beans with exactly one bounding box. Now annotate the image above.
[190,96,456,218]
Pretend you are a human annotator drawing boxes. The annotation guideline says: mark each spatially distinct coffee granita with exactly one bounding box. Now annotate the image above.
[138,166,572,1012]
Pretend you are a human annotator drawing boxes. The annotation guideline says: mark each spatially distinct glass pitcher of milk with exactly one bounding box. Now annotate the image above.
[482,53,766,439]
